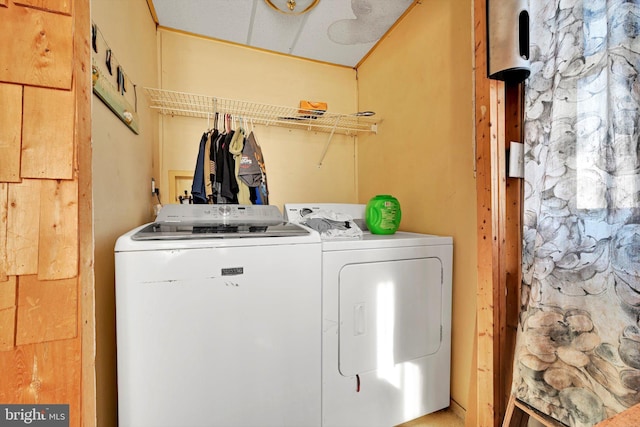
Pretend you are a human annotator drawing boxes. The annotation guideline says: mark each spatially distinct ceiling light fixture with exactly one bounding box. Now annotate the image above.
[264,0,320,15]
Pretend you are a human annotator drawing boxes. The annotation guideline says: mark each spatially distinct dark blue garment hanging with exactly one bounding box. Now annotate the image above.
[191,132,208,204]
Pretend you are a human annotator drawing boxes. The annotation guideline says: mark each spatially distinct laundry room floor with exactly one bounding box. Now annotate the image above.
[397,408,464,427]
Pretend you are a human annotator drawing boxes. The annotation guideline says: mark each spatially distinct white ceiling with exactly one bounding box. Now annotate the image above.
[149,0,416,67]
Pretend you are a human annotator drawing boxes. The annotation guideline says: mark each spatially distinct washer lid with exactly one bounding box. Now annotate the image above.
[131,222,310,241]
[116,204,320,249]
[116,222,320,252]
[130,204,306,240]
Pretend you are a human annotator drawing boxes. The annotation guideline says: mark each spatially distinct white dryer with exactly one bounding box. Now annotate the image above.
[285,203,453,427]
[115,205,322,427]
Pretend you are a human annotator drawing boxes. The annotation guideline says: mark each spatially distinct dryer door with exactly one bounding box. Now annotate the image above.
[338,257,442,376]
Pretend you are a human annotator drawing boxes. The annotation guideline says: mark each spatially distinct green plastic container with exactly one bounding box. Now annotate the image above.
[365,195,402,235]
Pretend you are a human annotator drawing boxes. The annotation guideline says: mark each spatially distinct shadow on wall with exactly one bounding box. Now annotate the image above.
[328,0,412,44]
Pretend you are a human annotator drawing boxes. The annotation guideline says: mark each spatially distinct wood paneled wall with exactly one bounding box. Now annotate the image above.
[0,0,93,425]
[471,1,525,426]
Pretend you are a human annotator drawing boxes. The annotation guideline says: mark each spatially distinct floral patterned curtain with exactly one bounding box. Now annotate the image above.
[512,1,640,425]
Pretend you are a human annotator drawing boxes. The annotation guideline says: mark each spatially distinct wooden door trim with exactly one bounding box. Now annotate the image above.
[75,0,97,425]
[473,0,524,425]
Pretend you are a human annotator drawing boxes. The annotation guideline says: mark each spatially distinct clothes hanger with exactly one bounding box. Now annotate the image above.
[225,114,231,133]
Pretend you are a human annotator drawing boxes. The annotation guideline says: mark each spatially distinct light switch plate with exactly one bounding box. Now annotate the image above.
[508,141,524,178]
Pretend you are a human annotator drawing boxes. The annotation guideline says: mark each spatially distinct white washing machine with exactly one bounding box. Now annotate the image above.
[285,204,453,427]
[115,204,322,427]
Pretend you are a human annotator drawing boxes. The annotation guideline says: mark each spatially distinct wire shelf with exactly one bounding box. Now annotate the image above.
[144,88,378,136]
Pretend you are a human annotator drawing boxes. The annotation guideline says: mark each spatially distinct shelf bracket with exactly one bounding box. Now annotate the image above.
[317,116,342,167]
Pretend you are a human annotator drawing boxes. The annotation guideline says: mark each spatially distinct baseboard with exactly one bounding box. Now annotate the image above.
[450,398,466,420]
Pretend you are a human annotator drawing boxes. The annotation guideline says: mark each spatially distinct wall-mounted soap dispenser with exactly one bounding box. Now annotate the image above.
[487,0,530,83]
